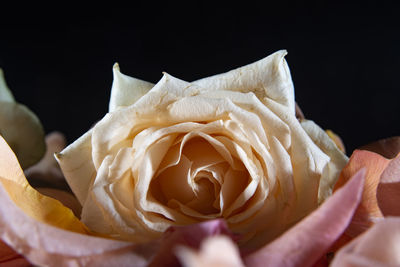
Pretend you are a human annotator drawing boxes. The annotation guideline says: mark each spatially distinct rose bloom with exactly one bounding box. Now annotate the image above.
[56,50,347,250]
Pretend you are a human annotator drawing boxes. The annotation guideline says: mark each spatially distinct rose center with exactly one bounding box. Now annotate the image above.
[149,134,250,218]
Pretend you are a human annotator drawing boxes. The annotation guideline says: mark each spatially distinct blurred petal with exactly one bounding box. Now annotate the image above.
[359,136,400,159]
[109,63,154,112]
[0,69,45,169]
[176,236,245,267]
[326,129,346,154]
[0,69,15,102]
[25,131,69,190]
[0,135,87,233]
[331,217,400,267]
[150,219,236,267]
[36,188,82,218]
[0,182,156,267]
[377,153,400,216]
[244,169,365,267]
[334,150,389,236]
[0,240,30,266]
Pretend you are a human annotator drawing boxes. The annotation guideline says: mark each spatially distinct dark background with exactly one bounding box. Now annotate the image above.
[0,2,399,155]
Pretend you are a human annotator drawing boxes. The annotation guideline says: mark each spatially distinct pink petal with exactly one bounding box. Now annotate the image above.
[331,217,400,266]
[334,150,389,236]
[244,169,365,267]
[0,240,30,267]
[150,219,236,266]
[377,153,400,216]
[0,184,157,267]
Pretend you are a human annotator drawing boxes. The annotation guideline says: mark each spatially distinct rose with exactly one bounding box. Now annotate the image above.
[56,50,347,249]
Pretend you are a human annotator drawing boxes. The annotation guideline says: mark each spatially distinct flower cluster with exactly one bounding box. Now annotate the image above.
[0,51,399,267]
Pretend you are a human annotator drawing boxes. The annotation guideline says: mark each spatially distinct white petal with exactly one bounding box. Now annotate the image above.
[193,50,295,113]
[56,129,95,204]
[301,120,348,203]
[109,63,154,112]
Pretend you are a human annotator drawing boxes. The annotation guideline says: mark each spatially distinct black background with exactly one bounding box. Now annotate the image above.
[0,2,399,155]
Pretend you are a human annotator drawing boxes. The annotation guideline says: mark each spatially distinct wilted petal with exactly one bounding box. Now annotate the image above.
[0,135,87,233]
[176,236,245,267]
[0,240,30,267]
[25,131,69,190]
[244,169,365,267]
[359,136,400,159]
[0,69,45,169]
[377,153,400,216]
[149,219,236,267]
[194,50,295,113]
[55,129,96,205]
[334,150,389,236]
[0,69,15,102]
[109,63,154,112]
[331,217,400,267]
[0,182,156,267]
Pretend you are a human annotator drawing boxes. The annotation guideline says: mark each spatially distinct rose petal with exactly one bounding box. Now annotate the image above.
[0,69,46,169]
[333,149,389,236]
[359,136,400,159]
[176,236,245,267]
[0,69,15,102]
[0,240,30,266]
[331,217,400,266]
[149,219,236,267]
[0,135,87,233]
[0,182,156,266]
[377,153,400,216]
[244,168,365,267]
[301,120,349,203]
[25,131,70,190]
[194,50,295,113]
[55,129,95,205]
[109,63,154,112]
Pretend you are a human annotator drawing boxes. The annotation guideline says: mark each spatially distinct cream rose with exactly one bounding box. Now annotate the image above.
[56,50,348,249]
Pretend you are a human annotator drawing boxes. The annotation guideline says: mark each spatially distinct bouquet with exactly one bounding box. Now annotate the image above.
[0,50,399,267]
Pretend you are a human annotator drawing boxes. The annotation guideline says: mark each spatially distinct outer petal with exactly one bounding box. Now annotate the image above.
[377,153,400,216]
[301,120,349,203]
[193,50,295,113]
[149,219,236,266]
[244,169,365,267]
[333,150,389,236]
[0,240,30,267]
[0,183,155,267]
[55,129,96,205]
[109,63,154,112]
[331,217,400,267]
[0,135,87,233]
[176,236,245,267]
[0,69,15,102]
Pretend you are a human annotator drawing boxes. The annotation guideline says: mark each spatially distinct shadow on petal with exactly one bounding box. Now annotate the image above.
[243,169,365,267]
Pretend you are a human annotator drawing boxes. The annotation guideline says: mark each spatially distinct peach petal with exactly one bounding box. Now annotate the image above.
[359,136,400,159]
[331,217,400,266]
[150,219,236,266]
[0,183,156,267]
[334,150,389,236]
[377,153,400,216]
[0,135,87,233]
[243,169,365,267]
